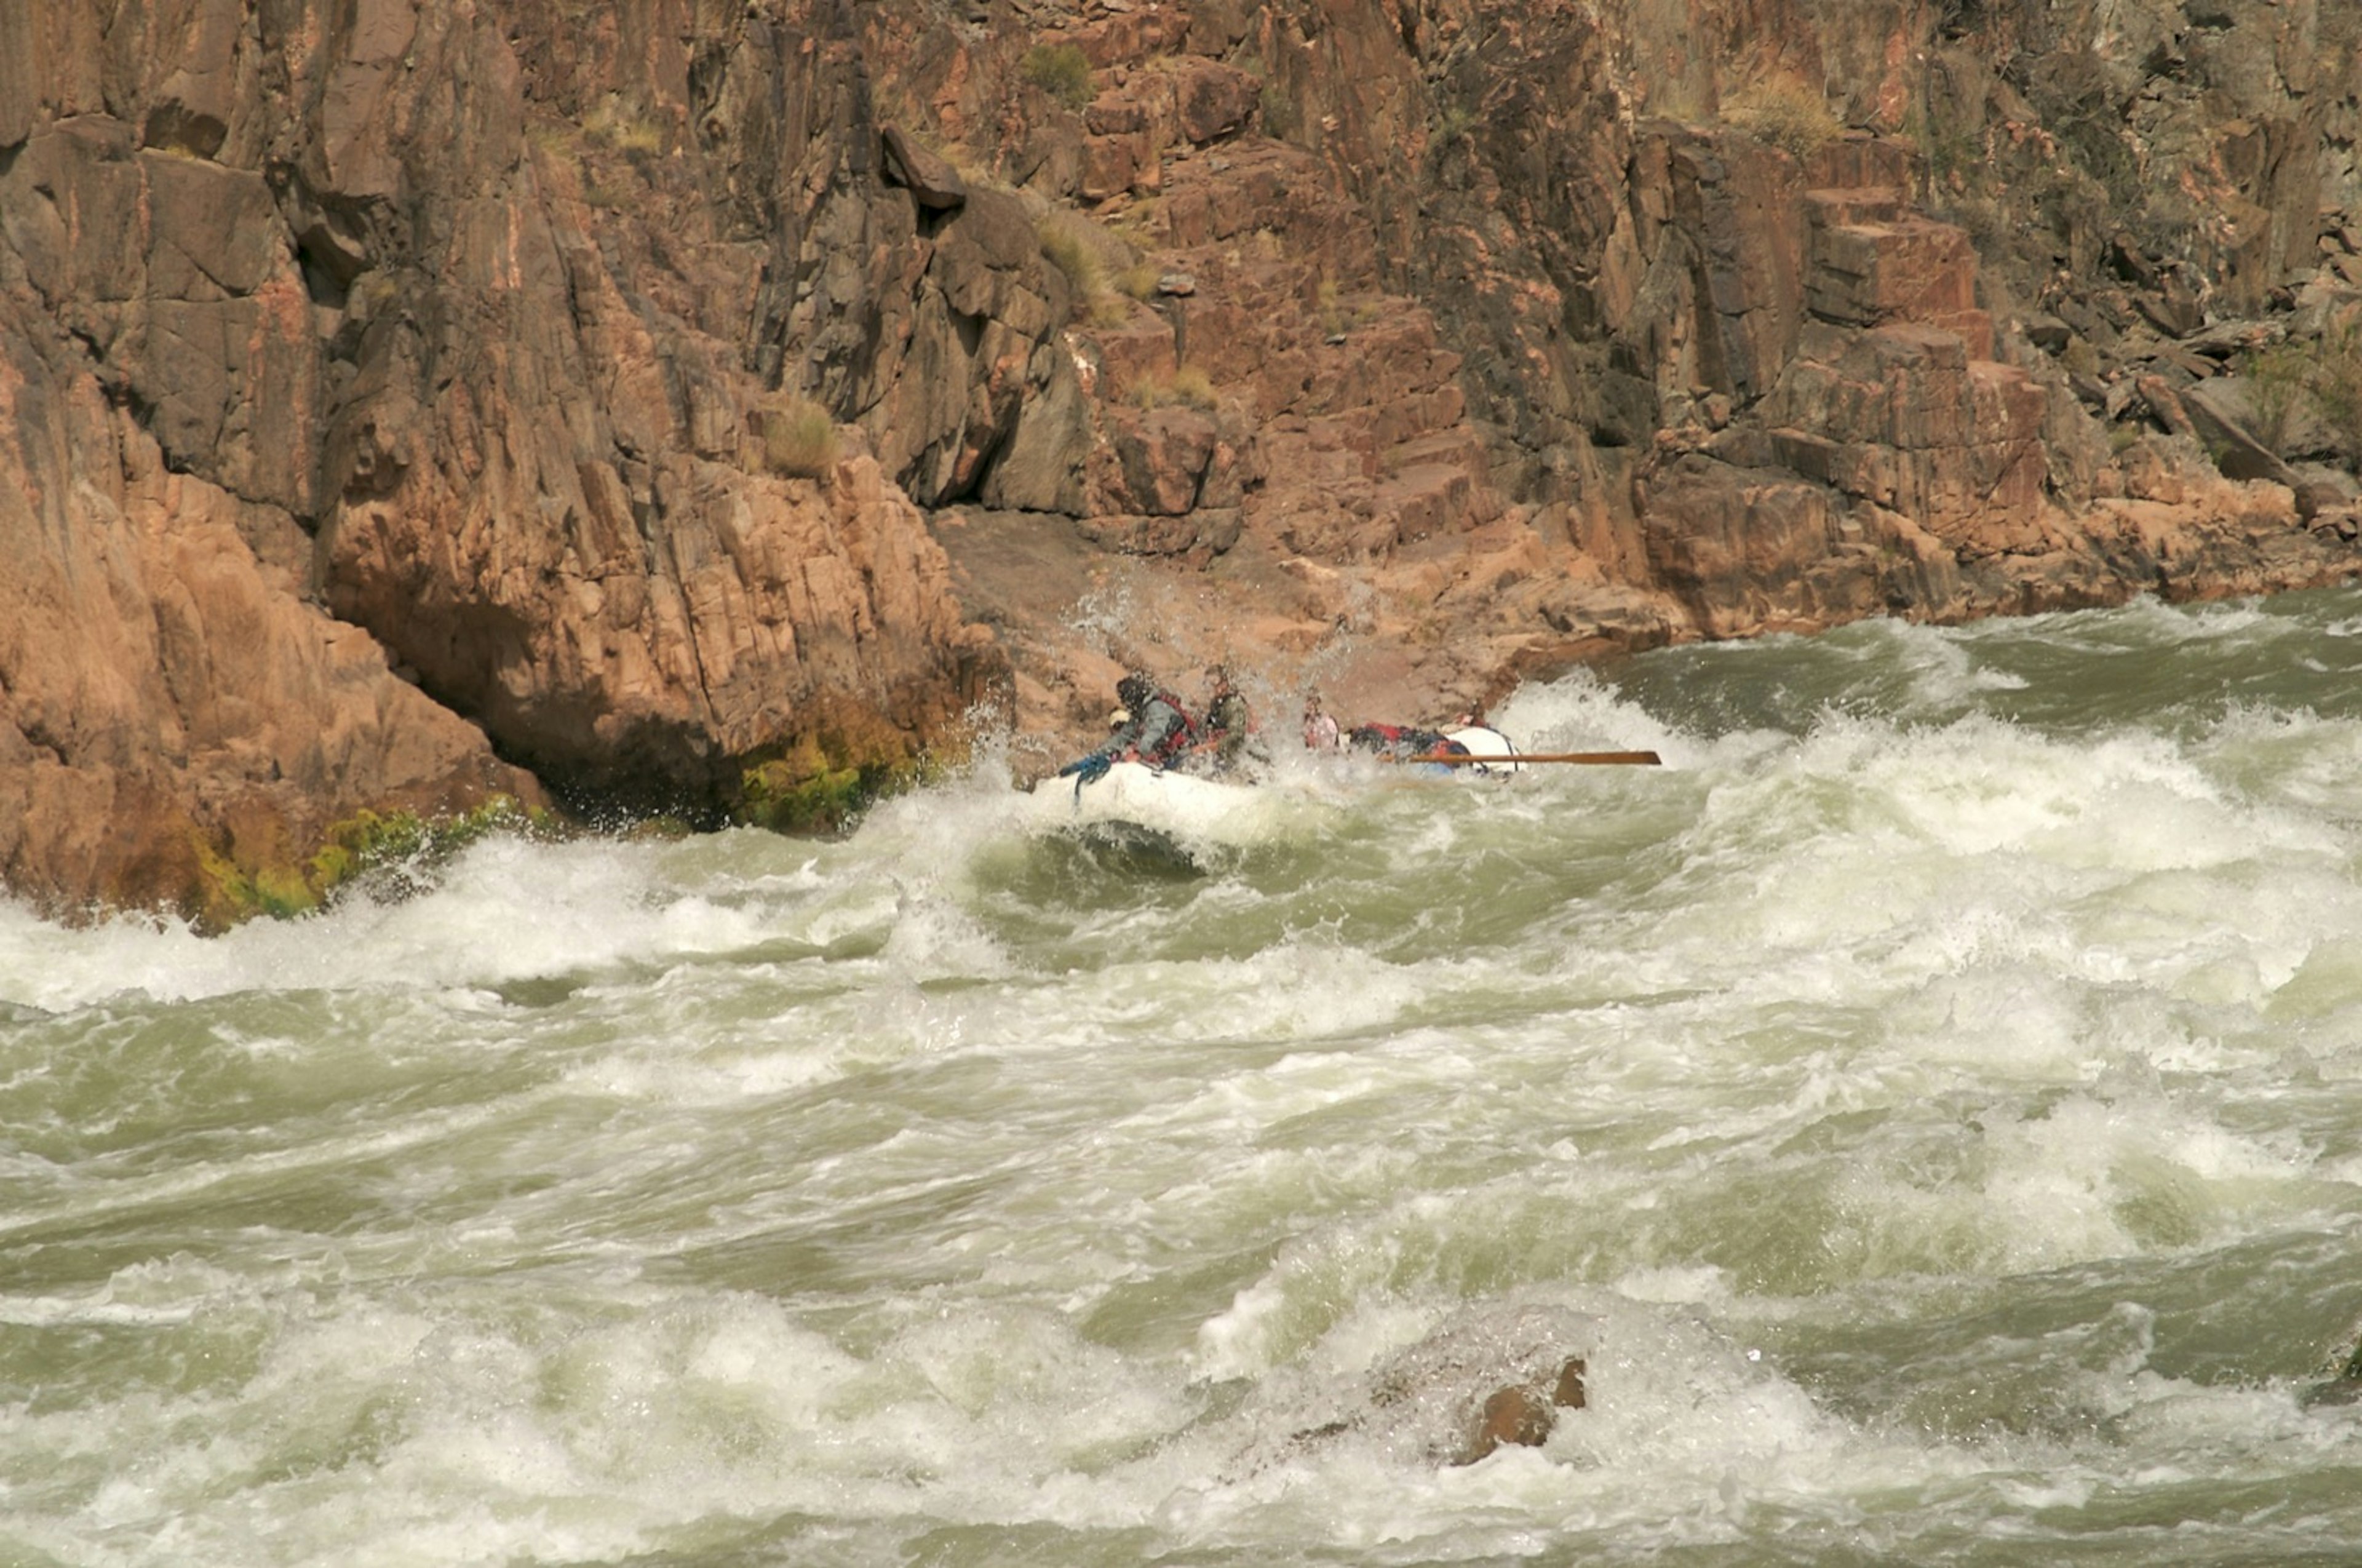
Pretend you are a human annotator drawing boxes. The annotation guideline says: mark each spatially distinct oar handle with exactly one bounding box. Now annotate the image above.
[1409,750,1662,766]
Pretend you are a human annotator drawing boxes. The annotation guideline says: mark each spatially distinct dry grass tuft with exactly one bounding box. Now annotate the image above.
[1724,76,1842,161]
[1129,365,1218,410]
[762,396,839,479]
[584,97,664,154]
[1038,215,1102,298]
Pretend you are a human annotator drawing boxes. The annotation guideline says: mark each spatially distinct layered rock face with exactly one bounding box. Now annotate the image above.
[0,317,538,925]
[918,0,2362,740]
[1,0,1008,919]
[6,0,2362,921]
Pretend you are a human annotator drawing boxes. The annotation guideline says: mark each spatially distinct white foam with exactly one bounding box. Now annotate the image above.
[16,597,2362,1564]
[1489,668,1692,764]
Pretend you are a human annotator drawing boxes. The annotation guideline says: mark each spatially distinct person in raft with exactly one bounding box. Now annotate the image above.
[1300,690,1341,752]
[1200,665,1260,773]
[1058,672,1203,786]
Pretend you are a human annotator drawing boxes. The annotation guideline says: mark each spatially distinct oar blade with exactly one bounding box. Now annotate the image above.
[1410,750,1662,766]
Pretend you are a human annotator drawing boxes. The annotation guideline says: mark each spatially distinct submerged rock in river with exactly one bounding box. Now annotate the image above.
[1219,1302,1599,1476]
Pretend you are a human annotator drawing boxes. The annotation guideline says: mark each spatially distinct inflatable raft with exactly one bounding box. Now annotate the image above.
[1021,725,1526,849]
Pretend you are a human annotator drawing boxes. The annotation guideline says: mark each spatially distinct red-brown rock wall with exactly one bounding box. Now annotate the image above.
[12,0,2362,922]
[0,291,540,923]
[1,0,1017,918]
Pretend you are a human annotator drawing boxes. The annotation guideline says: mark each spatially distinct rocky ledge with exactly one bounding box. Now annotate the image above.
[4,0,2361,925]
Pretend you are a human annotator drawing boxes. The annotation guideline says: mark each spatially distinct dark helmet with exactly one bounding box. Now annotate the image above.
[1116,673,1152,709]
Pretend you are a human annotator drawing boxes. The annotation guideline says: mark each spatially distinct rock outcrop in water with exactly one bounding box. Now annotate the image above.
[1457,1355,1588,1465]
[6,0,2362,921]
[1216,1303,1598,1474]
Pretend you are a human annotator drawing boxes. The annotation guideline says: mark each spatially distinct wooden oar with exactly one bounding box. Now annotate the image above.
[1408,750,1661,766]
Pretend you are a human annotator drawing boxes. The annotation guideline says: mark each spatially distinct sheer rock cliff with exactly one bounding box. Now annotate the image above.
[5,0,2361,921]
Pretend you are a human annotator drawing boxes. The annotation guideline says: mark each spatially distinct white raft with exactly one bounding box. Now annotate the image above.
[1438,724,1521,773]
[1022,760,1316,849]
[1022,724,1524,848]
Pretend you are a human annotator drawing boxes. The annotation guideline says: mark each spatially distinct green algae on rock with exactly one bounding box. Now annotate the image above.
[191,797,554,932]
[734,739,945,835]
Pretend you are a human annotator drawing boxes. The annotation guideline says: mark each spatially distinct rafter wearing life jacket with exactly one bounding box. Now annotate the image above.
[1056,674,1203,794]
[1116,675,1202,769]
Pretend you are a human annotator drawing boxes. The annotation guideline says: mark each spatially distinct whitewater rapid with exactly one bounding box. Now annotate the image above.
[8,589,2362,1566]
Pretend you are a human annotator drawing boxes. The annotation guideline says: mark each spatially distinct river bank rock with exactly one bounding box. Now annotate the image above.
[9,0,2362,920]
[0,302,543,927]
[1,0,1008,921]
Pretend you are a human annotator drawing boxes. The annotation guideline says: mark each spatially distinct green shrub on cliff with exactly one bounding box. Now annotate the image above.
[2309,320,2362,462]
[2023,50,2137,213]
[1021,44,1093,112]
[2227,318,2362,463]
[2242,338,2312,454]
[1260,79,1297,143]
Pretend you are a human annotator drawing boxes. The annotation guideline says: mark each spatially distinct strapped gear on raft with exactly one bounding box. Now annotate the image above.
[1348,723,1468,762]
